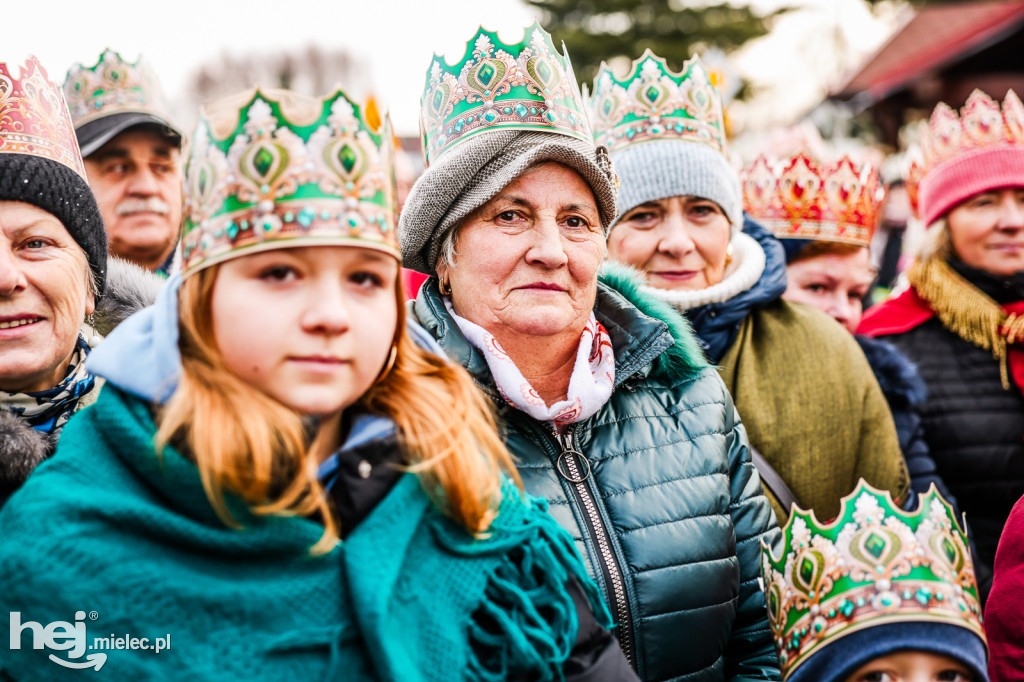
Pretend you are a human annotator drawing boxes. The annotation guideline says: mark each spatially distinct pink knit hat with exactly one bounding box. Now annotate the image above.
[910,89,1024,226]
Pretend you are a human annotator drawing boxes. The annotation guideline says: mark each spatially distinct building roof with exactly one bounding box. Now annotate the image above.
[833,1,1024,102]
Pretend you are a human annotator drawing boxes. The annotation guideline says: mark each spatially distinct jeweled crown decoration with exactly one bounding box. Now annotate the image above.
[741,153,883,248]
[181,89,399,276]
[63,49,170,128]
[760,481,985,680]
[908,89,1024,206]
[419,22,592,166]
[587,50,726,156]
[0,56,86,178]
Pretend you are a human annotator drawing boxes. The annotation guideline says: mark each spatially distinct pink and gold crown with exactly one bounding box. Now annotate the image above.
[0,56,86,178]
[419,22,592,167]
[63,49,171,128]
[761,481,985,680]
[181,88,399,277]
[741,153,882,247]
[909,89,1024,222]
[587,50,727,155]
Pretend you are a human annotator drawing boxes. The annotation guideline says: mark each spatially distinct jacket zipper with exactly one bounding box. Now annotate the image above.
[553,428,636,670]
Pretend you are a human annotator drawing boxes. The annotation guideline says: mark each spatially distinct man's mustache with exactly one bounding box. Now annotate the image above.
[115,197,170,216]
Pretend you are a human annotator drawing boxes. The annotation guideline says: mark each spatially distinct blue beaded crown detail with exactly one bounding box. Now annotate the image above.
[760,481,985,680]
[419,22,592,166]
[587,50,726,155]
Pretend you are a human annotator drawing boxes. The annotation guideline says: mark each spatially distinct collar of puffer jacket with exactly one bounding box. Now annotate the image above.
[412,264,709,396]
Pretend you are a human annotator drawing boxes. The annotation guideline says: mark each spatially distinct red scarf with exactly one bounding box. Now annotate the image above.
[859,288,1024,393]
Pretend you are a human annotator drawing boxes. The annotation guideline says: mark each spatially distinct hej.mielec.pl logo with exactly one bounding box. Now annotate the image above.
[9,611,171,671]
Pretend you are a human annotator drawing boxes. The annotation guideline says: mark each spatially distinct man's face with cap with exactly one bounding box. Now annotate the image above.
[84,128,182,271]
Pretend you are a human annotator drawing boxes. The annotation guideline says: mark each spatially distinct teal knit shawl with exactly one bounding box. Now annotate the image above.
[0,386,609,681]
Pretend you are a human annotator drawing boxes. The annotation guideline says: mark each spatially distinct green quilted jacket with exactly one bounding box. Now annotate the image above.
[0,386,607,681]
[412,267,782,682]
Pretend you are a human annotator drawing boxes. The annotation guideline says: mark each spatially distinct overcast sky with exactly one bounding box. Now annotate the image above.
[11,0,894,137]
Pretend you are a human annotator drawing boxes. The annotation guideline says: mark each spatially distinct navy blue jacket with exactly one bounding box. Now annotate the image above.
[688,217,787,363]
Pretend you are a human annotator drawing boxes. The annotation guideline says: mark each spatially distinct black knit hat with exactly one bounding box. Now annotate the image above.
[0,153,107,295]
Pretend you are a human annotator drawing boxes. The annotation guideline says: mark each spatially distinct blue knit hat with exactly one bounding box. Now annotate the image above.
[788,622,988,682]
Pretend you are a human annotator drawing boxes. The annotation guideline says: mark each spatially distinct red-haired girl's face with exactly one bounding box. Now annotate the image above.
[210,245,398,420]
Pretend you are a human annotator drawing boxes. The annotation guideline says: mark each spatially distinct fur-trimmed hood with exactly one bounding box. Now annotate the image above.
[855,334,927,408]
[93,257,166,336]
[0,411,54,507]
[597,261,709,381]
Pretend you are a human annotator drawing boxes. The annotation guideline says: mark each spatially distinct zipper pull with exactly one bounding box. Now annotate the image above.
[554,429,591,483]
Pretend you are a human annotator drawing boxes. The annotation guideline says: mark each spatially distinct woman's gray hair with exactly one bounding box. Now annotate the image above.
[437,226,459,273]
[916,218,953,263]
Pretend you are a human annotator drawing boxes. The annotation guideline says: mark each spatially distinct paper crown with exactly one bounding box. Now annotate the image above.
[0,56,86,179]
[587,50,727,156]
[760,481,985,680]
[180,89,399,277]
[741,153,882,248]
[419,22,592,166]
[63,49,173,128]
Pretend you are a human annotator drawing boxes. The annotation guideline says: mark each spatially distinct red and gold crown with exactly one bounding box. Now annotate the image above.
[0,56,86,178]
[741,153,882,248]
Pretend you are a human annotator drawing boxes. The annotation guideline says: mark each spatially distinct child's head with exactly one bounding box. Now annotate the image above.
[760,481,988,682]
[177,87,403,413]
[158,87,518,543]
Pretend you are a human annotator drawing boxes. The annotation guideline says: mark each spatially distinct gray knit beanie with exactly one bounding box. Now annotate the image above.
[399,130,617,275]
[611,139,742,231]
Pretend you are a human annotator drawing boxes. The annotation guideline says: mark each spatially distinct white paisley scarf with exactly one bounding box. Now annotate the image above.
[447,301,615,428]
[0,337,96,434]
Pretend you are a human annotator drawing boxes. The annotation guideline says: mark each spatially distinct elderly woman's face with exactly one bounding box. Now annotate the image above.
[608,195,731,290]
[0,201,95,393]
[439,162,605,339]
[946,188,1024,277]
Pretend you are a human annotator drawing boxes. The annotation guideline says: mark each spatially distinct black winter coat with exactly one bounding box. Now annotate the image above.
[876,262,1024,603]
[853,335,955,511]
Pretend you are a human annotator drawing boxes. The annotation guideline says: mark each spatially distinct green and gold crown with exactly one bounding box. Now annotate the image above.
[63,49,171,128]
[760,481,985,680]
[419,22,592,166]
[587,50,726,155]
[181,89,399,277]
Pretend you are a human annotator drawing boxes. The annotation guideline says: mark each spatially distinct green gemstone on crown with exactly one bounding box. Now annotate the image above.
[338,144,358,174]
[478,63,495,86]
[645,85,661,104]
[864,532,887,559]
[798,556,815,586]
[941,537,957,564]
[253,145,275,177]
[536,59,554,86]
